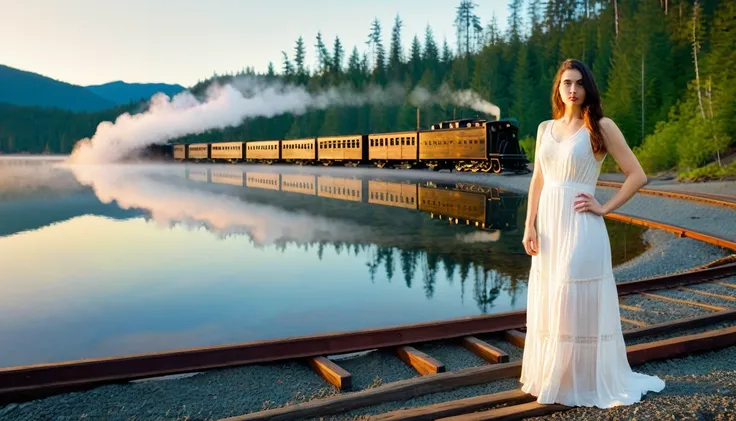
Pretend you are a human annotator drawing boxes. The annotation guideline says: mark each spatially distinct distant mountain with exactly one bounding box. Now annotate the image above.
[0,64,116,112]
[86,81,186,105]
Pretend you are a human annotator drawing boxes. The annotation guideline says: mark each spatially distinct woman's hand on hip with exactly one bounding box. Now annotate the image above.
[574,192,605,216]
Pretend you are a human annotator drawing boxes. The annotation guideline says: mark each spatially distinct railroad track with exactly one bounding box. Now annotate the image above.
[1,180,734,420]
[0,260,734,417]
[596,180,736,210]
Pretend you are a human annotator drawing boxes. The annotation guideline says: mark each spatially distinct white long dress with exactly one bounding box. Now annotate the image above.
[519,120,665,408]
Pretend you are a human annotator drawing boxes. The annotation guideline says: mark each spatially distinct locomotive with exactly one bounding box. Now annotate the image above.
[172,118,528,174]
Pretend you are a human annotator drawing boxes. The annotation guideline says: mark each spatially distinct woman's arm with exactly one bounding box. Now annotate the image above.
[522,120,547,255]
[598,118,647,214]
[574,117,647,216]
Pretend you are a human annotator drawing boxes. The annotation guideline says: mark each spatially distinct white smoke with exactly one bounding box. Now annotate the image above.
[67,76,501,165]
[65,163,370,247]
[409,85,501,120]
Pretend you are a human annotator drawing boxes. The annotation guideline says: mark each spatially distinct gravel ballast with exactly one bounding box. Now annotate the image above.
[611,229,730,282]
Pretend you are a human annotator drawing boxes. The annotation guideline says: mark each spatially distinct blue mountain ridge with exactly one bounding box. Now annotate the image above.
[0,64,185,112]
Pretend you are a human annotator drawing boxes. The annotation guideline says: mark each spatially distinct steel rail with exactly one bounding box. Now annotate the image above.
[1,260,734,405]
[596,180,736,210]
[604,212,736,251]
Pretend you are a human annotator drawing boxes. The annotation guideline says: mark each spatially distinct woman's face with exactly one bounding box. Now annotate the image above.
[558,69,585,107]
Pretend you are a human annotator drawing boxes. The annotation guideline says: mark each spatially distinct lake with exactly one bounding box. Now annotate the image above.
[0,158,649,367]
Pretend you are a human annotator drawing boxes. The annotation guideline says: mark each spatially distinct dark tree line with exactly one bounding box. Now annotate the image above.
[1,0,734,177]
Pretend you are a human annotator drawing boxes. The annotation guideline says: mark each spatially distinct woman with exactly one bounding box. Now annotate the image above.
[519,59,665,408]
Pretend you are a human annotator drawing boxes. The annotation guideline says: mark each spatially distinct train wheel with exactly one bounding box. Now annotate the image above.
[491,159,502,174]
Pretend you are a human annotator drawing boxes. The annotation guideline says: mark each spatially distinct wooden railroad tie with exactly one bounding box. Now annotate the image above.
[436,401,569,421]
[371,389,535,421]
[640,292,728,312]
[221,312,736,421]
[503,330,526,349]
[620,317,648,327]
[395,346,445,375]
[677,286,736,303]
[307,356,352,390]
[460,336,509,364]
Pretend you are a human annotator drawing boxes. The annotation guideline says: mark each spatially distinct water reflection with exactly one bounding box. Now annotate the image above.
[0,160,649,366]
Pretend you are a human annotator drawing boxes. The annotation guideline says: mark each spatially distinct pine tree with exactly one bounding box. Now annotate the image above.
[408,35,423,85]
[294,36,307,81]
[388,15,404,81]
[281,51,294,79]
[315,32,331,76]
[333,36,344,76]
[508,0,524,42]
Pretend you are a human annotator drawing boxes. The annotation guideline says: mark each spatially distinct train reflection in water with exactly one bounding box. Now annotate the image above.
[183,166,528,312]
[184,167,524,238]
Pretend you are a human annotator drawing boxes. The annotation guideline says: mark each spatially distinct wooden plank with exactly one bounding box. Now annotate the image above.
[626,325,736,365]
[622,309,736,339]
[372,389,535,421]
[717,282,736,290]
[219,362,523,421]
[307,357,352,390]
[640,292,728,312]
[437,401,569,421]
[503,330,526,349]
[678,287,736,302]
[395,346,445,375]
[461,337,509,364]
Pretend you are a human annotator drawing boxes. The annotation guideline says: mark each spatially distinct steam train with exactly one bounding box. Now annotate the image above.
[184,167,524,233]
[172,118,527,174]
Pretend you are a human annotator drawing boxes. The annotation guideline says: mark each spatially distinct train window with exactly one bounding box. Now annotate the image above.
[342,140,346,149]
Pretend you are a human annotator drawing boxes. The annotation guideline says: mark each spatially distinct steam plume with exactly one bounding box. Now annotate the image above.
[67,76,500,164]
[66,163,369,247]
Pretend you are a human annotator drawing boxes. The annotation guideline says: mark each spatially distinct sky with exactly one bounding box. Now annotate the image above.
[0,0,512,88]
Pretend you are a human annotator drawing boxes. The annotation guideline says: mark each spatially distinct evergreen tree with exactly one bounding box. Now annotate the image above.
[388,15,405,81]
[294,36,307,82]
[315,32,331,76]
[332,36,344,76]
[408,35,423,85]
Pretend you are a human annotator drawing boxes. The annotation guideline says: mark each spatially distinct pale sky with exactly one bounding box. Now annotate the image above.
[0,0,512,88]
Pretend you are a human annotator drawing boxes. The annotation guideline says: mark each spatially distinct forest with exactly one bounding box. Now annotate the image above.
[1,0,734,179]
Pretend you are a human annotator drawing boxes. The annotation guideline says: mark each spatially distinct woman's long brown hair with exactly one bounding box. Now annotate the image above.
[551,59,605,154]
